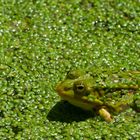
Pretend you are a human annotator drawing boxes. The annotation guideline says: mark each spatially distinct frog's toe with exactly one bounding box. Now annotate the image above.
[99,108,113,122]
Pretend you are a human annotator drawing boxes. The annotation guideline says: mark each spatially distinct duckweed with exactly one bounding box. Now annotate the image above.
[0,0,140,139]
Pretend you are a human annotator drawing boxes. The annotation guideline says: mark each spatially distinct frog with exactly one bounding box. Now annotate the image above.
[56,69,140,122]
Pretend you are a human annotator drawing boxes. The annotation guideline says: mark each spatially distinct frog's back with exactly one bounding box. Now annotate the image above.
[88,69,140,89]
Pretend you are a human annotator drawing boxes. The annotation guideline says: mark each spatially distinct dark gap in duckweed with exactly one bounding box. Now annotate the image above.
[11,126,23,135]
[0,110,4,118]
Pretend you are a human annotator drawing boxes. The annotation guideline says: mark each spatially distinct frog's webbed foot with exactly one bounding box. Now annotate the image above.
[99,108,113,122]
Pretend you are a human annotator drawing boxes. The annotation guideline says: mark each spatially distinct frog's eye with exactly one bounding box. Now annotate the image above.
[67,72,78,79]
[76,84,85,91]
[67,70,84,79]
[73,81,87,94]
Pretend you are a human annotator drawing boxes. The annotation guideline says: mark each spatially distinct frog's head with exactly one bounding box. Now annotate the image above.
[56,70,103,110]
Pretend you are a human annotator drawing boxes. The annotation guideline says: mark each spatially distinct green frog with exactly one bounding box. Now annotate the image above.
[56,69,140,122]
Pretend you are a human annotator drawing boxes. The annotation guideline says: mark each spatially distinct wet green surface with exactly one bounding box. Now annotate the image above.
[0,0,140,139]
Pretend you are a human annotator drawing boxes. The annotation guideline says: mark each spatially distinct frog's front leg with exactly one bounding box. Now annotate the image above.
[98,108,113,122]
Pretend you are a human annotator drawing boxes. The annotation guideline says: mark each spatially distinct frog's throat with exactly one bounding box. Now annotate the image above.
[61,93,95,111]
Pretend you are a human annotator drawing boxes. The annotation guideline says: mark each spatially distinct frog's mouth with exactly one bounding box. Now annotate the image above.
[57,89,101,111]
